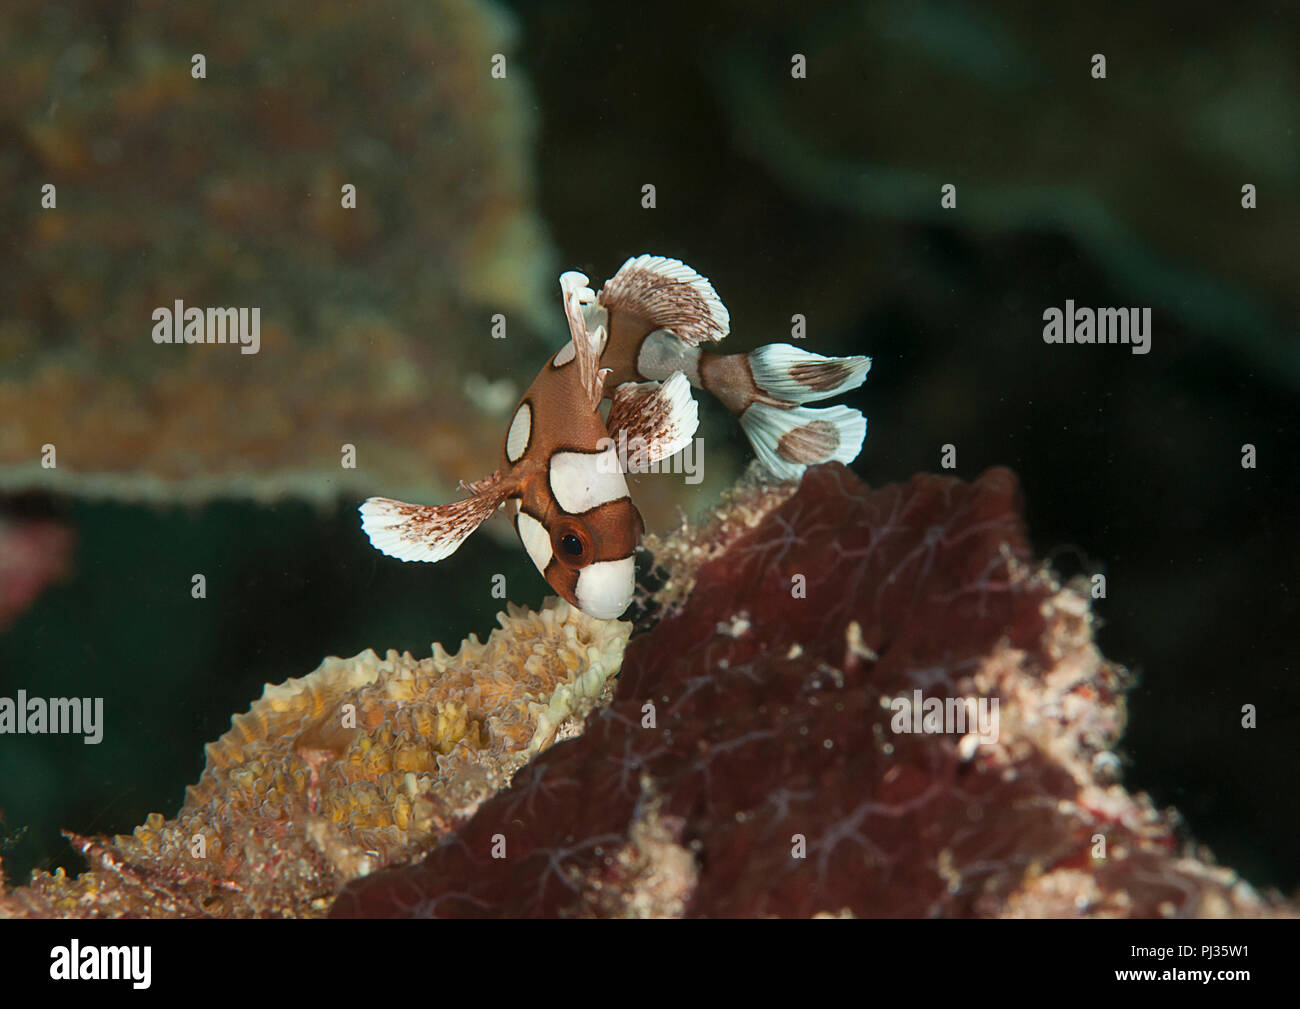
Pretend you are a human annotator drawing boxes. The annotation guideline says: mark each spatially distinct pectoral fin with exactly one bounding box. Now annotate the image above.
[360,471,513,563]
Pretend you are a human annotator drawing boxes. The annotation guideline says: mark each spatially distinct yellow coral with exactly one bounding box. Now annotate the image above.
[0,597,629,918]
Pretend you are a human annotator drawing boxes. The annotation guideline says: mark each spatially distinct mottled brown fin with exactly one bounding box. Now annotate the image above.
[738,402,867,482]
[747,344,871,404]
[458,471,506,496]
[360,471,513,563]
[598,255,730,347]
[560,271,611,412]
[605,373,700,471]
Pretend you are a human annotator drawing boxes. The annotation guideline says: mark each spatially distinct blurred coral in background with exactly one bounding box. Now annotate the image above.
[0,518,73,632]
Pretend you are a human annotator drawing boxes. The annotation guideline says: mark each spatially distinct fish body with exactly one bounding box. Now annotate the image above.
[497,297,645,618]
[361,256,870,619]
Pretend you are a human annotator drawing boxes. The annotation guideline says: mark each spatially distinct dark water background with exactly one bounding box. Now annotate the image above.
[1,1,1296,899]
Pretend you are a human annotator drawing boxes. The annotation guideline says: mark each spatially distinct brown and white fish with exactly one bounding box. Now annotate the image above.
[361,255,870,619]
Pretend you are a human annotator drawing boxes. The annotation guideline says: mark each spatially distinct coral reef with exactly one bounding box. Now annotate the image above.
[634,463,800,621]
[0,517,73,631]
[518,4,1298,884]
[3,463,1289,917]
[0,598,629,917]
[0,0,554,506]
[332,464,1290,917]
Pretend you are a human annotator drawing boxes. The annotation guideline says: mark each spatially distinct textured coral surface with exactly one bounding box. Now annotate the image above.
[333,464,1287,917]
[3,464,1286,918]
[0,599,628,917]
[0,0,552,505]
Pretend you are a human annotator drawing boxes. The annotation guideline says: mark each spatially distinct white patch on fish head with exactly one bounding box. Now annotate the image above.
[549,446,629,515]
[574,556,636,619]
[515,511,552,575]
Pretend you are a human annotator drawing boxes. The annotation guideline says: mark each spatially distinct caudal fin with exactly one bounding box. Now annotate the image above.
[747,344,871,404]
[738,402,866,482]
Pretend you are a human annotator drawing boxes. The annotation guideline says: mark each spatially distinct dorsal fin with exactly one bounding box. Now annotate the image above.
[598,255,730,347]
[560,271,611,412]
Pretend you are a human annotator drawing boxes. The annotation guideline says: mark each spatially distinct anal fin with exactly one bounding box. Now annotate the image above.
[606,372,699,471]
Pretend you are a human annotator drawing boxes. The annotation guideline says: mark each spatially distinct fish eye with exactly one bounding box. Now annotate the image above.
[551,521,592,566]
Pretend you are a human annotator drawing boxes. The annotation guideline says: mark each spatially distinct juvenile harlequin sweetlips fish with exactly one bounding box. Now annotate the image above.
[361,255,870,619]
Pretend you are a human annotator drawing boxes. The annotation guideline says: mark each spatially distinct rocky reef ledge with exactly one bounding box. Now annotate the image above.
[3,464,1289,917]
